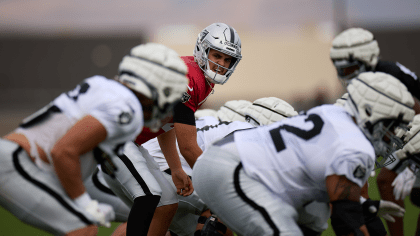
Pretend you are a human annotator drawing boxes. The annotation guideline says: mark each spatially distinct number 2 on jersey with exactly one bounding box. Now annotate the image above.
[269,113,324,152]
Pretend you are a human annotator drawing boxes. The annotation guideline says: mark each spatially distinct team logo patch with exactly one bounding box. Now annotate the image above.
[353,165,367,179]
[119,112,133,125]
[181,92,191,103]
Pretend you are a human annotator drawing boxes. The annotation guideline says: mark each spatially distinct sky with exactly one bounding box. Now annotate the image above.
[0,0,419,37]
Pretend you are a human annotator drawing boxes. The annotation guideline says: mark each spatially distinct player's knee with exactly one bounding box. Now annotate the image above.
[410,188,420,207]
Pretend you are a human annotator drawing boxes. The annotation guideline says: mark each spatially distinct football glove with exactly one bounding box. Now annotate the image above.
[392,167,416,201]
[74,192,115,227]
[361,197,405,223]
[395,114,420,160]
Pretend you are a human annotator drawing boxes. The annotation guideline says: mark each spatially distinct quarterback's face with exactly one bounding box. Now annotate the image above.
[208,49,232,75]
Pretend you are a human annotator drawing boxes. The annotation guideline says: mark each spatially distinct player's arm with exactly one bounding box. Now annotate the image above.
[157,128,193,196]
[326,175,370,236]
[50,115,107,199]
[173,102,203,168]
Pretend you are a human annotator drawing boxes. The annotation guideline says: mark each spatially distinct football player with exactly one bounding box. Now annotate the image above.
[330,27,420,235]
[0,43,188,236]
[192,72,415,236]
[144,97,297,236]
[87,97,297,236]
[97,22,243,236]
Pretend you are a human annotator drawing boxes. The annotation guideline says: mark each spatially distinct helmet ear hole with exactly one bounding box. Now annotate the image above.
[365,105,372,117]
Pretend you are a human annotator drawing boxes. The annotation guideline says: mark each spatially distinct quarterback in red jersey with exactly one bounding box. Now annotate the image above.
[135,22,242,167]
[118,23,242,235]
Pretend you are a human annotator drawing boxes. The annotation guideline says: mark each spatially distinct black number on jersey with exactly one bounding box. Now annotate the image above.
[66,82,90,101]
[269,113,324,152]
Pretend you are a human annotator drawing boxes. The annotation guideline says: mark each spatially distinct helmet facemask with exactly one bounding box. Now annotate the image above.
[146,100,179,133]
[365,118,408,168]
[202,47,240,84]
[333,59,367,87]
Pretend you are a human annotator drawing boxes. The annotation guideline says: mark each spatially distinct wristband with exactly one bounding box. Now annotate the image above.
[74,192,92,209]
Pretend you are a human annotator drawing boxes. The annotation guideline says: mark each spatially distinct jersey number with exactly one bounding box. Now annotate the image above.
[66,82,90,101]
[269,113,324,152]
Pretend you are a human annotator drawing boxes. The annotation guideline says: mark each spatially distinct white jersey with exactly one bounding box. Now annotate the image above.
[143,116,254,175]
[234,105,375,209]
[15,75,143,180]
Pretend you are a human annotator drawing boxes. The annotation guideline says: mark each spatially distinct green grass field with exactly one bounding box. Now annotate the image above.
[1,172,419,236]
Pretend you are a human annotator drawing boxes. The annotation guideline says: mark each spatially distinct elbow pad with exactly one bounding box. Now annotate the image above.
[330,200,365,236]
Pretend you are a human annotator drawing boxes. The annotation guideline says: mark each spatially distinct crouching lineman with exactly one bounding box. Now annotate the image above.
[192,72,415,236]
[143,97,298,236]
[0,43,188,236]
[330,27,420,236]
[381,114,420,235]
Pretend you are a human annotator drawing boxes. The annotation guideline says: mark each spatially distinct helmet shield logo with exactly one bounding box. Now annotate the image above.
[181,92,191,103]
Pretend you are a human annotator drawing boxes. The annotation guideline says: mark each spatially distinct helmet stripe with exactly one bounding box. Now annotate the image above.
[222,105,245,117]
[127,54,186,76]
[229,26,235,43]
[252,103,288,118]
[355,78,413,109]
[332,39,375,49]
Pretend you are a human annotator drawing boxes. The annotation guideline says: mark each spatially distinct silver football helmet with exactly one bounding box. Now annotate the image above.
[330,28,380,86]
[217,100,252,122]
[245,97,298,126]
[118,43,189,131]
[193,23,242,84]
[344,72,415,167]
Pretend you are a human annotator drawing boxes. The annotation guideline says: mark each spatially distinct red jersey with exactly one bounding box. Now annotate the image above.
[181,56,215,112]
[134,56,214,145]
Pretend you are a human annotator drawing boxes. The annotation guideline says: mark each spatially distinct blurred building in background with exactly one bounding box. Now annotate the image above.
[0,0,419,135]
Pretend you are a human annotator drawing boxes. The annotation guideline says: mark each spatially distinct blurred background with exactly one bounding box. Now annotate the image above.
[1,0,420,136]
[0,0,420,235]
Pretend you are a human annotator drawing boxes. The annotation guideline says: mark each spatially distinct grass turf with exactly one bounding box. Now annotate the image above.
[0,172,419,235]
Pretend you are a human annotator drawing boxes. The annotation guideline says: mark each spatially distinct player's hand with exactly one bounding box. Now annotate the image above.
[171,168,194,196]
[74,192,115,227]
[395,115,420,159]
[392,167,416,201]
[377,200,405,222]
[362,198,405,223]
[85,201,115,227]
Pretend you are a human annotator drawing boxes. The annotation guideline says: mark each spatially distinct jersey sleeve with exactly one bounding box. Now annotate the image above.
[173,102,196,126]
[182,74,198,112]
[90,99,142,141]
[376,61,420,100]
[325,151,375,187]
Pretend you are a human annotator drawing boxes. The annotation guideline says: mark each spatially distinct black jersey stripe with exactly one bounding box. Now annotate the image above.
[92,168,116,196]
[233,162,280,235]
[118,154,153,195]
[13,147,93,225]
